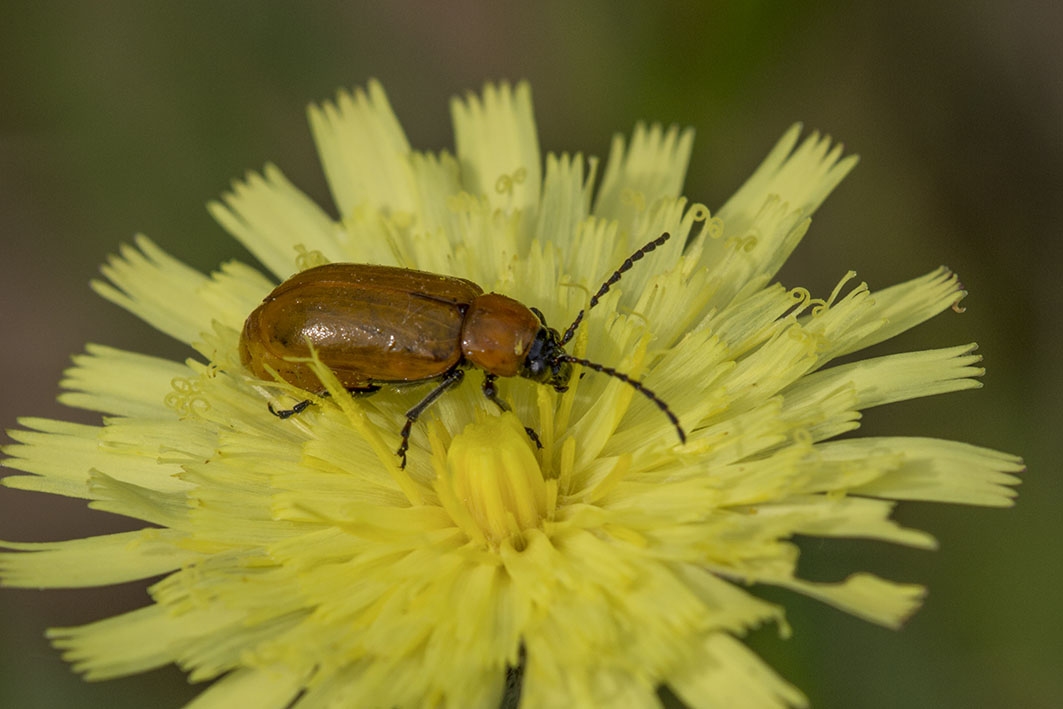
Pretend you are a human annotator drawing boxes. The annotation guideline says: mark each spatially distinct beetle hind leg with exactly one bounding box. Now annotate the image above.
[268,398,315,419]
[349,384,382,396]
[268,385,380,419]
[481,374,543,450]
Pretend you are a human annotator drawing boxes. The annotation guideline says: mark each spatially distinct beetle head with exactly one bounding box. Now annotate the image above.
[520,326,573,391]
[512,233,687,445]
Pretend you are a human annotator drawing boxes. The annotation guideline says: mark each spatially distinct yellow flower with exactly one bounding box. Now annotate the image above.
[1,81,1021,708]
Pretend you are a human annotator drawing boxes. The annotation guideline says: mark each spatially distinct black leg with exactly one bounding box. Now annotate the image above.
[269,398,314,419]
[480,373,507,411]
[397,369,465,469]
[352,384,382,396]
[480,374,543,449]
[268,385,380,419]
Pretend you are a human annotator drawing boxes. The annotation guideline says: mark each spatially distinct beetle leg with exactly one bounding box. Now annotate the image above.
[268,398,315,419]
[397,368,466,469]
[523,427,543,449]
[481,374,543,450]
[269,385,380,419]
[349,384,382,396]
[480,373,507,409]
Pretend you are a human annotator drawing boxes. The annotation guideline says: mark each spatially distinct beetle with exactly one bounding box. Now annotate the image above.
[240,232,686,468]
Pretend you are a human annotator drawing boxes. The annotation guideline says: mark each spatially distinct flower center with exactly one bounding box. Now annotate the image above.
[436,413,549,547]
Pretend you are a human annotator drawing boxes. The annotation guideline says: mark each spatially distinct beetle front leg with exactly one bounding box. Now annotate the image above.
[397,368,465,469]
[481,373,543,450]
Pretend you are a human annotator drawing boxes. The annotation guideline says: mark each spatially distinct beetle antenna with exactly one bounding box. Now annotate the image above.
[559,232,672,346]
[559,354,686,444]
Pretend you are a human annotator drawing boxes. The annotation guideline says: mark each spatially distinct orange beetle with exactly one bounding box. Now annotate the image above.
[240,233,685,467]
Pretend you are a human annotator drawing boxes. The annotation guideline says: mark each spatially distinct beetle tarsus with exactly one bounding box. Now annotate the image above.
[269,399,312,419]
[523,426,543,449]
[396,419,414,470]
[269,386,383,420]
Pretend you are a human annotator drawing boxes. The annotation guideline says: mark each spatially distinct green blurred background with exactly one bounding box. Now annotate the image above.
[1,2,1058,707]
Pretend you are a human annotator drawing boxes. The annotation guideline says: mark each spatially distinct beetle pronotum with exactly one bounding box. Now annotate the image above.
[240,233,686,467]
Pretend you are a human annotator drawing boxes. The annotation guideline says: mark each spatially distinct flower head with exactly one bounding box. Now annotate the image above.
[2,81,1021,707]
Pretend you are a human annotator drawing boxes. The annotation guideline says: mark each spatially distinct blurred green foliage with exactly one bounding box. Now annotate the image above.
[2,2,1058,707]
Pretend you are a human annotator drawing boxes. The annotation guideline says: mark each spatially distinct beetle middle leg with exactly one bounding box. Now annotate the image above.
[481,374,543,450]
[269,385,381,419]
[397,368,465,469]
